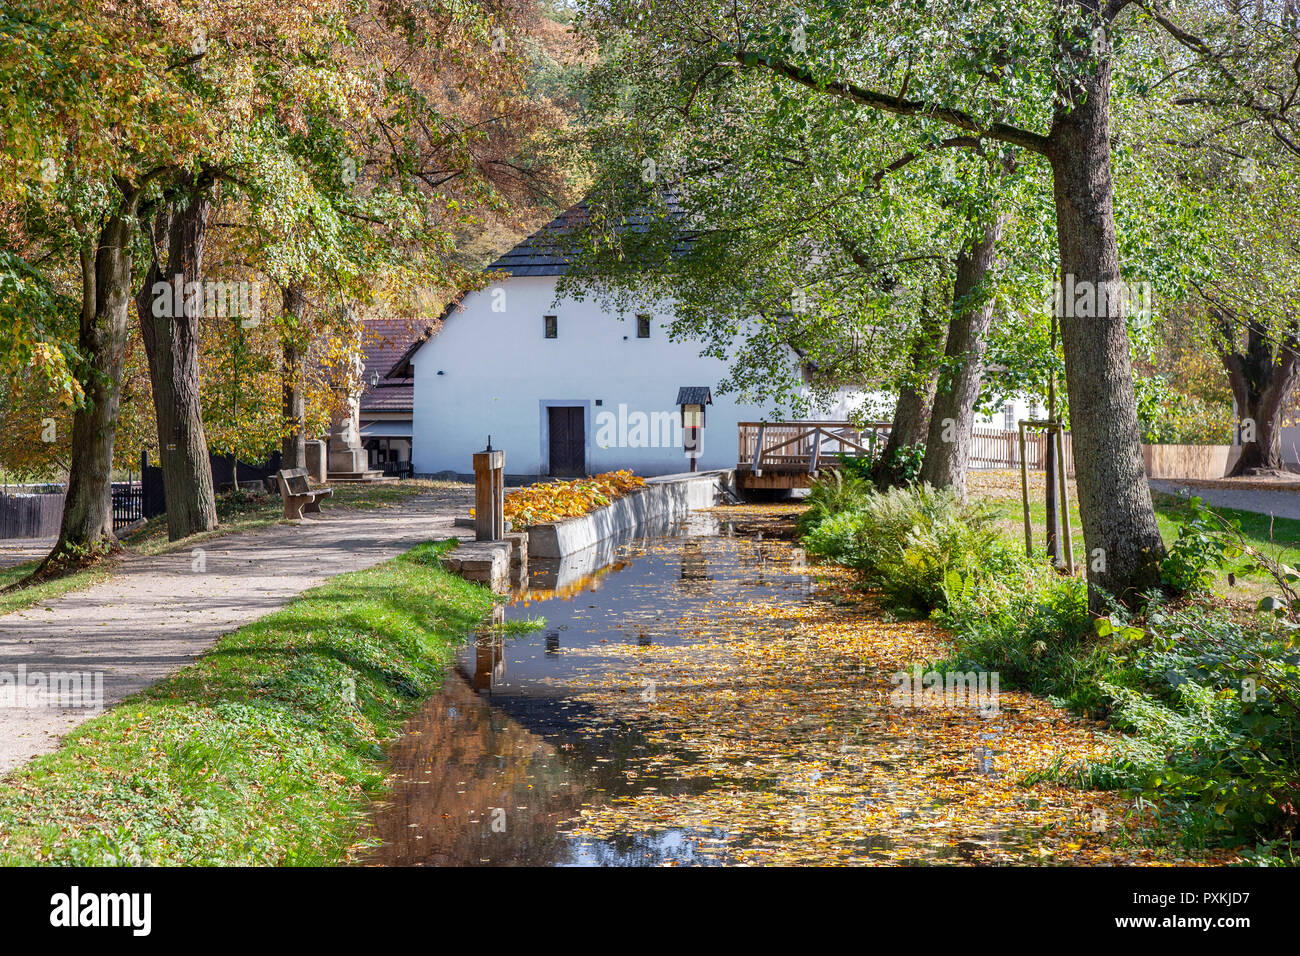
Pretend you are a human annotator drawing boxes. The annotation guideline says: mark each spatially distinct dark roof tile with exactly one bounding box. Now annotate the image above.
[676,386,713,406]
[360,317,426,412]
[486,197,690,276]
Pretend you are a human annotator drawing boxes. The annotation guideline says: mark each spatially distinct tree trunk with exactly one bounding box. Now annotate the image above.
[46,216,137,564]
[136,178,219,541]
[280,283,308,470]
[1048,37,1166,608]
[876,288,946,487]
[920,214,1005,497]
[1220,313,1299,475]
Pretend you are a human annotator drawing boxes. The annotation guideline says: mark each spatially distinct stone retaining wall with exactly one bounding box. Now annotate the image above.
[526,470,733,559]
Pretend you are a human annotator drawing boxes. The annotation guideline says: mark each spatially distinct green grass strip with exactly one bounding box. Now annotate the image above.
[0,540,493,865]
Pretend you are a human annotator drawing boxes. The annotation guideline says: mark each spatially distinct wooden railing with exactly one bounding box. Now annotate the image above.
[736,422,1075,475]
[737,421,892,475]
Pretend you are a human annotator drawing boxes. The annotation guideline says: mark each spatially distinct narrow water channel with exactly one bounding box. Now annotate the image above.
[361,505,1120,866]
[362,510,813,866]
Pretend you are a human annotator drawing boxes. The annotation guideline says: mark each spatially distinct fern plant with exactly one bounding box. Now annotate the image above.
[798,468,872,531]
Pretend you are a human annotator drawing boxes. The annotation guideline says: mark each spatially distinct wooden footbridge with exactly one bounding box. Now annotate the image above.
[734,420,1075,491]
[735,421,890,491]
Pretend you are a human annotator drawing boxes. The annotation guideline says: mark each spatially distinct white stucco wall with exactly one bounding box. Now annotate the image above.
[410,276,812,477]
[974,396,1043,430]
[1275,426,1300,468]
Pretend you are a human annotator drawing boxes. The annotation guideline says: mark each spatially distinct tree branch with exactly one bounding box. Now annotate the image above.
[744,53,1054,156]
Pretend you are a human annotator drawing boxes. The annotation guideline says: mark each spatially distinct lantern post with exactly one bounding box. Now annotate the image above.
[677,387,712,473]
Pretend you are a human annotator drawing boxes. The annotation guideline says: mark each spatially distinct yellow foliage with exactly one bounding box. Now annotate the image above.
[500,470,646,529]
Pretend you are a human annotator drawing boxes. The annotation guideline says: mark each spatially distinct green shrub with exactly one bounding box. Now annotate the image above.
[800,508,868,562]
[798,468,873,532]
[1160,496,1246,593]
[1092,605,1300,845]
[803,483,933,573]
[833,452,877,484]
[944,580,1300,851]
[879,506,1018,611]
[802,483,1017,613]
[801,472,1300,856]
[939,569,1101,709]
[875,441,925,487]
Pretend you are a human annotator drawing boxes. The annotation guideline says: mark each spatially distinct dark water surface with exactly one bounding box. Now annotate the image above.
[362,512,813,866]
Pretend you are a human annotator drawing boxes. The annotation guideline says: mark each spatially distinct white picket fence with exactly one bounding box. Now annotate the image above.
[969,427,1075,475]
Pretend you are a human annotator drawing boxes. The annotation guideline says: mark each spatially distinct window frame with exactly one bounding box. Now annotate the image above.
[543,314,558,339]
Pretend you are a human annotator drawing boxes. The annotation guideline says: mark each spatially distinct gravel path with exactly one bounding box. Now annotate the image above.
[0,488,471,776]
[1149,479,1300,522]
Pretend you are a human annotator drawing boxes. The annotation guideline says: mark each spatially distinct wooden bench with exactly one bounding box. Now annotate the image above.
[275,468,333,519]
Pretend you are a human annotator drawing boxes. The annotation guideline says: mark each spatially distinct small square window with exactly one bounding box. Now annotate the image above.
[544,315,557,339]
[636,314,651,338]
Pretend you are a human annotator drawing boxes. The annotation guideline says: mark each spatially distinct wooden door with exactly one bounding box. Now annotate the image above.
[547,406,585,477]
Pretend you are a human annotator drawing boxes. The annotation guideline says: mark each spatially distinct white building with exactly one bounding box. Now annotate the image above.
[391,208,827,478]
[974,396,1043,432]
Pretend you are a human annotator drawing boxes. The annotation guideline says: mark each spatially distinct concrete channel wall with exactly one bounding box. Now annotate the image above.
[525,470,734,560]
[438,471,734,593]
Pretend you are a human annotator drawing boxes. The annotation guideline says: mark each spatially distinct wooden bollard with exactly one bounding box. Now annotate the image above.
[472,441,505,541]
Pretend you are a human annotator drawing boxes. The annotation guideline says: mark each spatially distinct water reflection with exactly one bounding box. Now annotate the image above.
[361,507,1056,867]
[362,513,804,866]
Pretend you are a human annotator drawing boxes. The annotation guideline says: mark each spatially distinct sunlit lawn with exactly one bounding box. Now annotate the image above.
[968,470,1300,602]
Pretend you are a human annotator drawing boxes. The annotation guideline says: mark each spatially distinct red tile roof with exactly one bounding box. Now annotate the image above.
[360,318,425,414]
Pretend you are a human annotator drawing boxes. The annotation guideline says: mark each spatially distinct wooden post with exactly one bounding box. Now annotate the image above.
[1056,425,1075,574]
[1018,422,1032,558]
[808,427,821,473]
[752,422,766,477]
[473,441,506,541]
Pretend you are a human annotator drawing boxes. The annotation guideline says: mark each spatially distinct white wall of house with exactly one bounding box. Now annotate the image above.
[1277,426,1300,468]
[973,396,1044,431]
[410,276,821,477]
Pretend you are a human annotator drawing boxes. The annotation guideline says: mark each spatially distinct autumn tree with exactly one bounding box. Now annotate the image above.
[2,0,576,555]
[0,0,217,561]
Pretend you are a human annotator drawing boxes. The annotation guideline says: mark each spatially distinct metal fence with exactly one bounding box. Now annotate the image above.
[111,482,143,529]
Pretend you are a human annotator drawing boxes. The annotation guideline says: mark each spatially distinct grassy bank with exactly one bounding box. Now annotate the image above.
[0,540,493,865]
[0,561,113,616]
[799,474,1300,864]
